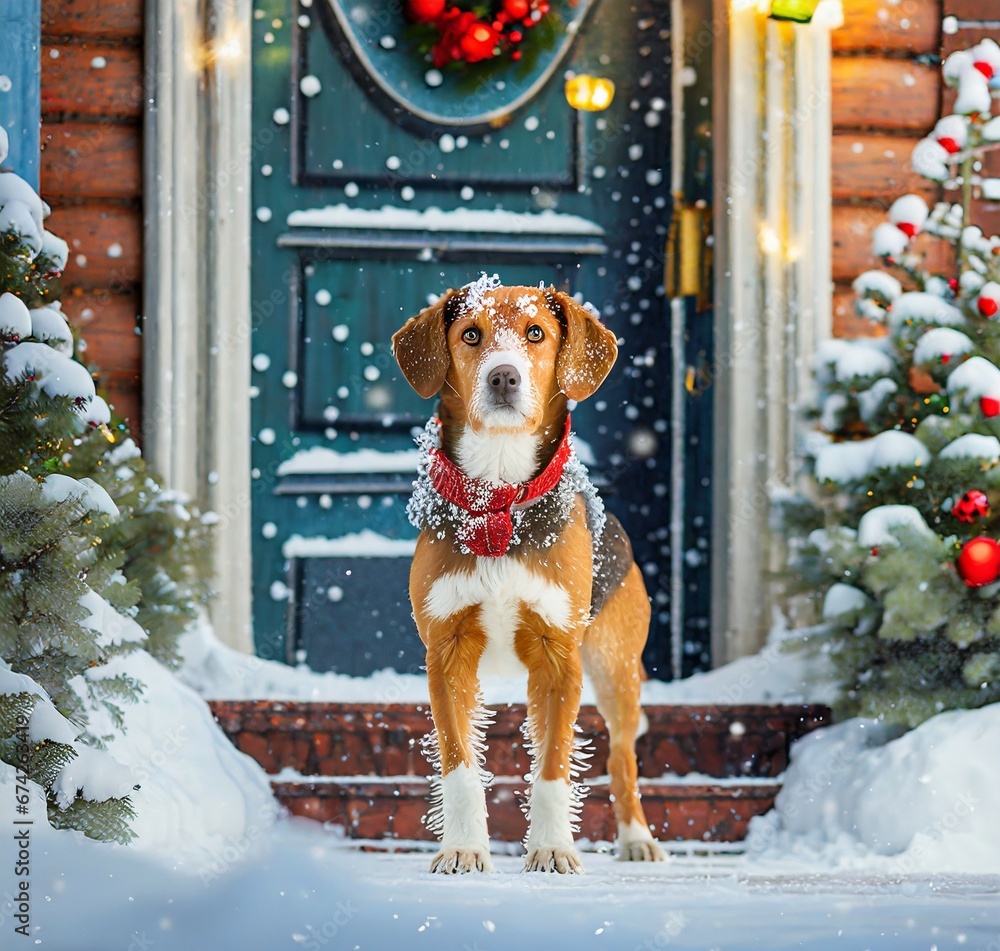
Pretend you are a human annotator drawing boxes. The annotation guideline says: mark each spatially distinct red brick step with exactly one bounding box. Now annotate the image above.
[270,774,782,845]
[208,701,831,781]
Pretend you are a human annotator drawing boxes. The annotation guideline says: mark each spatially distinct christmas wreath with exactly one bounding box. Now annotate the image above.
[404,0,560,73]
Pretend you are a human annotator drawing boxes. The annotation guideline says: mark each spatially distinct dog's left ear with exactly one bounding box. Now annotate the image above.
[392,290,457,399]
[549,289,619,401]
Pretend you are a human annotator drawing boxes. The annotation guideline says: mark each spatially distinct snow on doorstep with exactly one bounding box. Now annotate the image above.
[857,504,933,548]
[286,203,606,236]
[814,430,930,483]
[276,445,421,476]
[177,608,837,706]
[282,529,417,559]
[752,704,1000,874]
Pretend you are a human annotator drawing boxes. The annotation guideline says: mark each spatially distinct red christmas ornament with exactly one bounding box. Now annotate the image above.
[979,296,999,317]
[953,490,990,524]
[503,0,530,17]
[973,60,995,80]
[459,20,500,62]
[956,536,1000,587]
[981,396,1000,418]
[937,136,963,154]
[407,0,446,22]
[941,353,951,365]
[948,278,960,293]
[896,222,920,239]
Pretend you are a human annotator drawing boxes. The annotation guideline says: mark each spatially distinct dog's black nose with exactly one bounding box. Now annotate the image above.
[488,364,520,397]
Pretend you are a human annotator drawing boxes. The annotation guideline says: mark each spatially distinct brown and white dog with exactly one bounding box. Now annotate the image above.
[392,277,664,874]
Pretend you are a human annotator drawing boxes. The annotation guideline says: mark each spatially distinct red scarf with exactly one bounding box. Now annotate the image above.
[427,416,573,557]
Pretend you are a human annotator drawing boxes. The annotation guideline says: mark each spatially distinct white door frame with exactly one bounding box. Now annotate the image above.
[143,0,254,653]
[710,0,839,663]
[142,0,839,662]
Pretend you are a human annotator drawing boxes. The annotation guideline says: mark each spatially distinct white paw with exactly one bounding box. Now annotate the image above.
[429,845,494,874]
[524,845,585,874]
[616,820,667,862]
[618,838,667,862]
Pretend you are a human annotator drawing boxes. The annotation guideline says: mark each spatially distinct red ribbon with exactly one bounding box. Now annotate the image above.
[427,416,573,557]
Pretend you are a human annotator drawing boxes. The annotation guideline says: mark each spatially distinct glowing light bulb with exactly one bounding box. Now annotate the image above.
[564,75,616,112]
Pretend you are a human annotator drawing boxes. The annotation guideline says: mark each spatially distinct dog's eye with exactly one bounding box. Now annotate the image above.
[526,324,544,343]
[461,327,481,346]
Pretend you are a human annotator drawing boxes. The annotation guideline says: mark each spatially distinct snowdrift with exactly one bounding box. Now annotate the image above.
[751,704,1000,874]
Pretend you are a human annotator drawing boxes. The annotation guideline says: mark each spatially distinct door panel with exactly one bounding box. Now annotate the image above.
[299,13,579,186]
[250,0,713,678]
[293,257,576,430]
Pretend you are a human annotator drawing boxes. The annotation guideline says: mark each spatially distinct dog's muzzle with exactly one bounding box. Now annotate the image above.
[487,364,521,405]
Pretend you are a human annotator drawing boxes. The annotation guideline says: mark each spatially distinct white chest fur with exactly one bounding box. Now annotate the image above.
[424,559,576,677]
[455,425,540,484]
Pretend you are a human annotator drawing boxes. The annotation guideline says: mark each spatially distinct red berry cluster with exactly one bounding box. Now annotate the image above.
[406,0,552,68]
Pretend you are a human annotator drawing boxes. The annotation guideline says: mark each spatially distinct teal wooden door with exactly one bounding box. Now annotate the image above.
[250,0,713,678]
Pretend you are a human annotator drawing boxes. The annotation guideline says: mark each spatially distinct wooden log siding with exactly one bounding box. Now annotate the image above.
[831,0,943,337]
[40,0,144,428]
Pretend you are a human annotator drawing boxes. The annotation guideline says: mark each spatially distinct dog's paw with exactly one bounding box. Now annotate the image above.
[429,845,494,874]
[523,846,585,874]
[616,820,667,863]
[617,838,667,863]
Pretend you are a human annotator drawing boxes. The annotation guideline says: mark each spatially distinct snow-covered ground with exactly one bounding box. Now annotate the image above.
[7,828,1000,951]
[3,618,1000,949]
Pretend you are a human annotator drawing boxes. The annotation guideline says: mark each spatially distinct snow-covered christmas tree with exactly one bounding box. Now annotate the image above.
[0,126,213,842]
[793,37,1000,728]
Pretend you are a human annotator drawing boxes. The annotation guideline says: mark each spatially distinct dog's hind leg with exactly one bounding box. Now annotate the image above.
[582,562,666,862]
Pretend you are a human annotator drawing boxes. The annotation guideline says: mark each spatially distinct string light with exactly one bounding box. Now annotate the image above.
[564,75,616,112]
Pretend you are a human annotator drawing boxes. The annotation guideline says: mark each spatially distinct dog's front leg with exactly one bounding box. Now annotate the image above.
[517,618,586,873]
[424,613,493,874]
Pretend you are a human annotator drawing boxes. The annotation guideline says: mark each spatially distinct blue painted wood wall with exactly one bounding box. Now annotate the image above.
[0,0,41,186]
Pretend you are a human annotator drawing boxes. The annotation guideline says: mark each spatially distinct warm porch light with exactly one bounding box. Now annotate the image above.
[768,0,820,22]
[564,75,615,112]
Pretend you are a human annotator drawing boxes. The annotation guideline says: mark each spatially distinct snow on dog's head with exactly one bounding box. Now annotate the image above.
[392,278,618,437]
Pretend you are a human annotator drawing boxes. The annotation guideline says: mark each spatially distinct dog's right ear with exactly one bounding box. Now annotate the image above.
[392,290,457,399]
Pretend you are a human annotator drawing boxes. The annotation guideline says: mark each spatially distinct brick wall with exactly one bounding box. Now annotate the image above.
[40,0,144,429]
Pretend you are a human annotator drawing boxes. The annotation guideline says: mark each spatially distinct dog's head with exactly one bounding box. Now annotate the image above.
[392,281,618,435]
